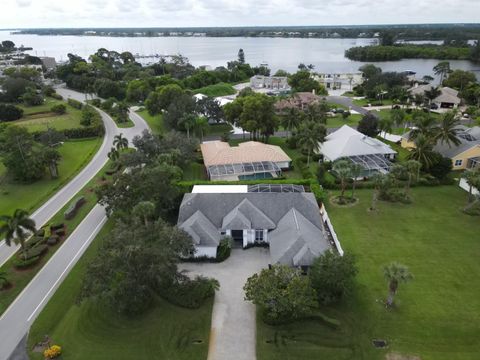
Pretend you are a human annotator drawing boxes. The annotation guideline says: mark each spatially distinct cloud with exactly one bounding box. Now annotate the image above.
[16,0,32,7]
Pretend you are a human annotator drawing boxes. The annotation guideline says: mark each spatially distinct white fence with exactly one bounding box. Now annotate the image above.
[459,178,479,196]
[319,204,344,256]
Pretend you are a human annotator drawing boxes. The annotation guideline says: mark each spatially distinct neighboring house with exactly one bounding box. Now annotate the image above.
[275,91,322,112]
[177,185,332,266]
[401,126,480,170]
[200,141,292,181]
[39,56,57,71]
[250,75,290,91]
[319,125,397,176]
[408,84,461,108]
[313,72,363,91]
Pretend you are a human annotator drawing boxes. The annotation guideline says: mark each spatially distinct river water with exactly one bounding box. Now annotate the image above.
[1,30,479,81]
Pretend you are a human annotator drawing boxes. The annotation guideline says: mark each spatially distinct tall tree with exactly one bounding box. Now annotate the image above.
[350,163,363,199]
[433,61,451,85]
[407,134,436,171]
[296,121,326,165]
[404,160,422,191]
[0,209,37,260]
[333,160,352,199]
[237,48,245,64]
[113,133,129,151]
[463,169,480,205]
[383,262,413,307]
[132,201,156,226]
[357,113,379,137]
[432,111,461,147]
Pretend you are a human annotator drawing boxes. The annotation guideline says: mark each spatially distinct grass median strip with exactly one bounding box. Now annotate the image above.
[0,160,114,316]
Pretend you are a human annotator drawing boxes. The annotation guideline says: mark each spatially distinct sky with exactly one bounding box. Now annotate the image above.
[4,0,480,28]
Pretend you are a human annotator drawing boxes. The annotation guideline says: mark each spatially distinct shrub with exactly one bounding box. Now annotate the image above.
[13,256,40,269]
[64,196,86,219]
[43,345,62,359]
[50,104,66,114]
[309,182,326,203]
[67,98,83,109]
[0,104,23,122]
[23,244,49,260]
[379,188,412,204]
[216,237,232,262]
[309,251,358,305]
[162,275,219,308]
[63,124,105,139]
[89,98,101,107]
[25,236,46,250]
[50,93,63,100]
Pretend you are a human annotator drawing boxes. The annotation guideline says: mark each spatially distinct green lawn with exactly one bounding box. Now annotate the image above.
[257,186,480,360]
[0,159,114,316]
[28,220,213,360]
[327,114,362,128]
[137,109,164,134]
[183,162,207,181]
[0,138,102,216]
[15,100,83,132]
[353,98,394,107]
[193,83,236,97]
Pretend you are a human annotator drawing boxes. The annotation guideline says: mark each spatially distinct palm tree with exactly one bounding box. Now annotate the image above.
[333,160,352,199]
[0,209,37,260]
[409,113,436,140]
[383,262,413,307]
[43,147,61,179]
[116,102,130,123]
[296,121,326,166]
[132,201,156,226]
[404,160,422,191]
[281,107,302,138]
[350,163,363,199]
[388,163,407,188]
[194,116,209,141]
[433,61,451,85]
[179,114,196,139]
[407,134,436,174]
[113,133,129,151]
[424,87,441,108]
[369,173,387,211]
[108,147,120,162]
[463,169,480,205]
[378,117,394,138]
[432,111,461,147]
[390,109,406,132]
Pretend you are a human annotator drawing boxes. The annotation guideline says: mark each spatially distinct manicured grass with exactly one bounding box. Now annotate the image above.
[137,109,164,134]
[0,138,102,217]
[27,220,213,360]
[0,160,114,316]
[114,117,135,128]
[378,138,410,162]
[257,186,480,360]
[327,114,362,128]
[15,100,83,132]
[183,162,208,181]
[194,83,236,97]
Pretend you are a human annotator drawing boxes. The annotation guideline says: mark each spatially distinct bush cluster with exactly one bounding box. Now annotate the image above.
[50,104,66,115]
[64,196,86,220]
[216,237,232,262]
[161,275,218,309]
[0,104,23,122]
[43,345,62,359]
[67,98,83,109]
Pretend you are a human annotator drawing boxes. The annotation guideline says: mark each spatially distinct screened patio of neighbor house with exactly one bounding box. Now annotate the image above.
[343,154,393,177]
[207,161,282,181]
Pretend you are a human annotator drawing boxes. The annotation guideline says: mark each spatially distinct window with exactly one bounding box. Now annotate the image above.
[255,230,264,242]
[455,159,463,167]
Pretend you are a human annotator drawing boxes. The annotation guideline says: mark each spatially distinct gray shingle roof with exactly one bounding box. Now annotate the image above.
[178,193,330,265]
[178,210,221,246]
[269,208,330,266]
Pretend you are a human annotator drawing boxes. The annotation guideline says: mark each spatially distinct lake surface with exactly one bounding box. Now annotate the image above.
[1,30,479,81]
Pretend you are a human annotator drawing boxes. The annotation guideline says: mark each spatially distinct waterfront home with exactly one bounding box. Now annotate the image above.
[313,72,363,91]
[200,141,291,181]
[177,185,331,265]
[250,75,290,90]
[408,84,461,109]
[274,92,322,112]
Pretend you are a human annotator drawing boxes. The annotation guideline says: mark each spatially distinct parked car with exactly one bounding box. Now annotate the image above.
[430,103,439,110]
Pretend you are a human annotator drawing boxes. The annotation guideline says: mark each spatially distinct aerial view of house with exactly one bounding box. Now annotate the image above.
[408,84,461,108]
[178,185,332,264]
[200,140,292,180]
[402,125,480,170]
[319,125,397,176]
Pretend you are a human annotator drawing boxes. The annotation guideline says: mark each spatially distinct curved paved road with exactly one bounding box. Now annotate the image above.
[0,88,118,267]
[0,90,150,360]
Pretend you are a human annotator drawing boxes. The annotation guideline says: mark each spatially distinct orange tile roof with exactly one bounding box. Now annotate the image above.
[200,141,292,166]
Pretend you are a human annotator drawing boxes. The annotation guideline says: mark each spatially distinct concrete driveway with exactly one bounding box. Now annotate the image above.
[182,248,270,360]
